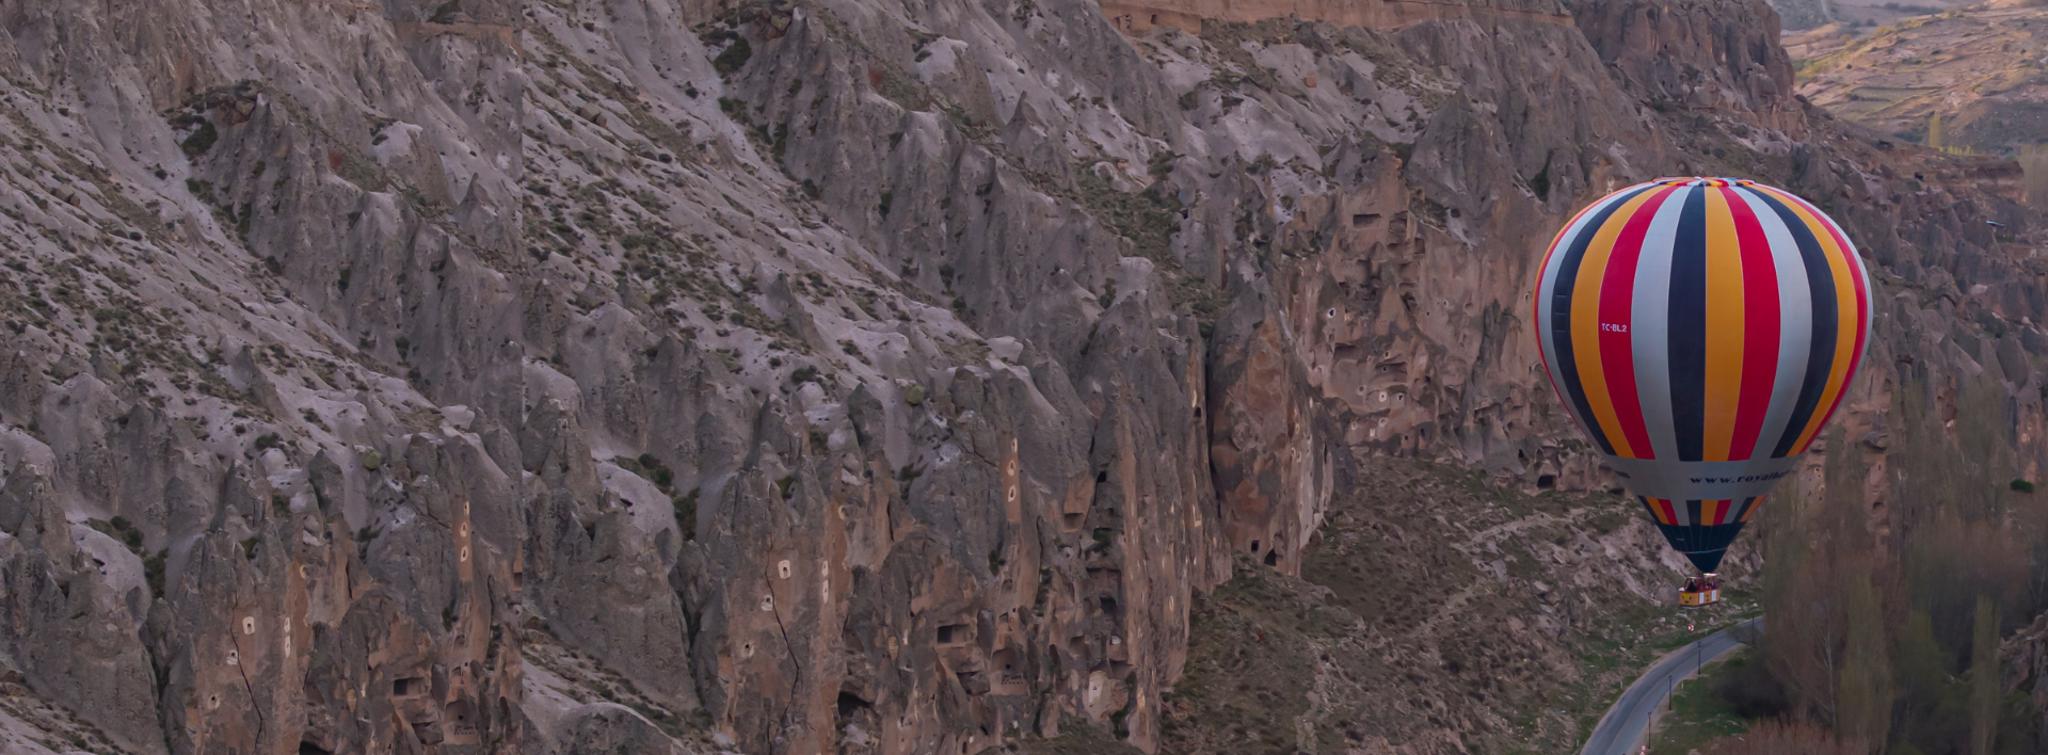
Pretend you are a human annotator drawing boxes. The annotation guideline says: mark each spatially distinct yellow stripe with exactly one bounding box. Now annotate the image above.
[1652,499,1671,525]
[1756,187,1860,453]
[1740,497,1764,523]
[1569,188,1665,458]
[1702,190,1744,461]
[1701,499,1722,526]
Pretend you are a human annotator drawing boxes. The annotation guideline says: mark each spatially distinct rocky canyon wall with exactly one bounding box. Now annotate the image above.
[0,0,2039,753]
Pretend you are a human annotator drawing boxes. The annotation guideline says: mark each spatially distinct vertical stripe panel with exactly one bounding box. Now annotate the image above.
[1730,187,1813,459]
[1544,184,1659,454]
[1578,186,1680,459]
[1745,188,1841,457]
[1749,185,1861,453]
[1701,188,1745,460]
[1536,185,1642,399]
[1632,189,1693,462]
[1755,186,1873,455]
[1723,187,1780,460]
[1665,187,1709,461]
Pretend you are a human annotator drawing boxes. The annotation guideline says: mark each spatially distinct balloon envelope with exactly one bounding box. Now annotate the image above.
[1531,177,1872,572]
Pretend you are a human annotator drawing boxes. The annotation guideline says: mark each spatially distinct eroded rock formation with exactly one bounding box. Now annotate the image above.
[0,0,2039,752]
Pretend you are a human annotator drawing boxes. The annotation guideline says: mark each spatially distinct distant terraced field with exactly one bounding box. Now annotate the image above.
[1790,0,2048,155]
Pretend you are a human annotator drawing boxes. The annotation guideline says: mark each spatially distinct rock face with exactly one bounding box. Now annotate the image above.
[0,0,2039,753]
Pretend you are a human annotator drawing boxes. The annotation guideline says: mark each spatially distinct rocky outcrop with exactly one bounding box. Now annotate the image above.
[1570,0,1805,131]
[0,0,2040,752]
[1097,0,1573,35]
[0,469,161,754]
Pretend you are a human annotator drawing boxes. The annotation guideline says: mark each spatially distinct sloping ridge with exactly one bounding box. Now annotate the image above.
[1097,0,1573,34]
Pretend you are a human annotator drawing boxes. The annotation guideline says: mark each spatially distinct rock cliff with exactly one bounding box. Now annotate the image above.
[0,0,2039,752]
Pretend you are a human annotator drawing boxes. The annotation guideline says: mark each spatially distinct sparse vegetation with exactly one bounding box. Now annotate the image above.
[1753,375,2048,752]
[179,119,219,157]
[618,453,679,492]
[87,517,146,553]
[712,36,753,75]
[673,490,698,541]
[144,550,167,596]
[1647,648,1771,754]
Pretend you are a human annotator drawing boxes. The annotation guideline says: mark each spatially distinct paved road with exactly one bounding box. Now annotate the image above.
[1580,616,1764,755]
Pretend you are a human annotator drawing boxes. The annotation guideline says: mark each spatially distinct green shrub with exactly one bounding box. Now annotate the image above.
[673,490,698,541]
[712,37,753,75]
[180,120,219,157]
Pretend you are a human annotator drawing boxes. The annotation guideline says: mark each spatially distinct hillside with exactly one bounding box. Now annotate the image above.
[1767,0,1979,31]
[1792,0,2048,155]
[0,0,2041,753]
[1155,456,1758,754]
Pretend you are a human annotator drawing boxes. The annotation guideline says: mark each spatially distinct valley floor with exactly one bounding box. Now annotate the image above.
[1027,455,1759,753]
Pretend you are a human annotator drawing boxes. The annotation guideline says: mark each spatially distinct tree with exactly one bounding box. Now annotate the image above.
[1837,570,1893,749]
[1892,609,1969,751]
[1971,595,2000,754]
[1927,114,1948,150]
[1764,464,1849,724]
[1701,720,1865,754]
[1762,429,1893,729]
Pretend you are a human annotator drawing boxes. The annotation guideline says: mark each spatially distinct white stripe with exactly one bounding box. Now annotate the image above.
[1536,182,1656,439]
[1732,186,1811,458]
[1631,185,1693,462]
[1777,190,1874,369]
[1672,498,1691,526]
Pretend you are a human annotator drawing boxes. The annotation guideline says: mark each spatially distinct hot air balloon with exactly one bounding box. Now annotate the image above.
[1531,177,1872,606]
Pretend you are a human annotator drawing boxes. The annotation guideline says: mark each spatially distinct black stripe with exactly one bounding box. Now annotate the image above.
[1548,185,1656,455]
[1747,189,1838,457]
[1667,187,1708,462]
[1651,516,1748,572]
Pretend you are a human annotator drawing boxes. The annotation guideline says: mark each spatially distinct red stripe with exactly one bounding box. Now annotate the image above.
[1722,187,1779,460]
[1597,186,1679,459]
[1782,196,1869,453]
[1658,499,1679,524]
